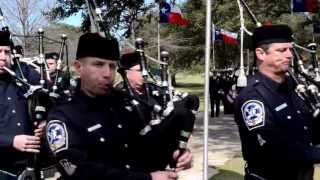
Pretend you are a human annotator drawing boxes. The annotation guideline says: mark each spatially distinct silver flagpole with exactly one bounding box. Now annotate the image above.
[212,23,216,70]
[158,21,161,61]
[204,0,212,179]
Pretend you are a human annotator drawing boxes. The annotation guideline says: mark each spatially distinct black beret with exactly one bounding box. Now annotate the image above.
[119,52,141,70]
[76,33,120,61]
[0,31,11,46]
[45,52,59,60]
[252,25,293,49]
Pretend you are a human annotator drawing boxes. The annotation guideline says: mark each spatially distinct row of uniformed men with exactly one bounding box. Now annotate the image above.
[0,31,197,180]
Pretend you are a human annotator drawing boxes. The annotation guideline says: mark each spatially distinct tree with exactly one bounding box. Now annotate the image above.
[0,0,54,51]
[48,0,152,37]
[24,23,82,60]
[201,0,318,69]
[117,1,205,85]
[48,0,319,74]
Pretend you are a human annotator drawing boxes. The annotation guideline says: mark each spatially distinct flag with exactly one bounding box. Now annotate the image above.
[212,24,222,43]
[221,29,238,45]
[159,2,189,26]
[292,0,320,13]
[212,24,238,45]
[159,2,171,23]
[168,5,189,26]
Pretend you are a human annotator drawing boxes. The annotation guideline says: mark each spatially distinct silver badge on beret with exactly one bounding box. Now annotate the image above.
[241,100,265,131]
[46,120,68,153]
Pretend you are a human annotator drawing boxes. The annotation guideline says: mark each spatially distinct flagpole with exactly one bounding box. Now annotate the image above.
[212,24,216,70]
[204,0,212,179]
[158,20,161,62]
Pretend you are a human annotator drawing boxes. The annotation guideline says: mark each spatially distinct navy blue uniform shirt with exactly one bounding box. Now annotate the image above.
[234,72,320,180]
[46,89,152,180]
[0,64,40,174]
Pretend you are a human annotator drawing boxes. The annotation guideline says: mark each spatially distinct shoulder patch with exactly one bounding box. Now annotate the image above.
[241,100,265,131]
[46,120,68,153]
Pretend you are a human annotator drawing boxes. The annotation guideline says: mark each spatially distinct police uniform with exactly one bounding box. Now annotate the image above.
[46,90,152,180]
[45,52,73,103]
[117,52,199,171]
[46,33,152,180]
[0,31,41,176]
[234,25,320,180]
[209,73,222,117]
[222,72,235,114]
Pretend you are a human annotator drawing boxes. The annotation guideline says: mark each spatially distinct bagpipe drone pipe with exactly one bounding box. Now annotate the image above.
[0,10,73,178]
[129,38,199,169]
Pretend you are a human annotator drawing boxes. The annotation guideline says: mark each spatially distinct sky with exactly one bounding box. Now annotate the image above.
[61,12,82,27]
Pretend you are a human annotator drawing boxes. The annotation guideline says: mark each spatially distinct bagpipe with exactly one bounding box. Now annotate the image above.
[238,0,320,118]
[0,8,72,180]
[129,38,199,168]
[85,0,199,168]
[288,43,320,118]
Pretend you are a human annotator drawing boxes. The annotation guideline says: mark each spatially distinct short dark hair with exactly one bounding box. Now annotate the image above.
[45,52,59,61]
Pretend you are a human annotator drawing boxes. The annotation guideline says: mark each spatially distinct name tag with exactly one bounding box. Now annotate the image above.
[87,124,102,132]
[275,103,287,112]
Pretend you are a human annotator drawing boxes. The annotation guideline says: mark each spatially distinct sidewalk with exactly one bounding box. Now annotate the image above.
[178,113,241,180]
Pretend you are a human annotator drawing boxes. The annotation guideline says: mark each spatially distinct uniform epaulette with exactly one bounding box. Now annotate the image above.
[245,76,261,88]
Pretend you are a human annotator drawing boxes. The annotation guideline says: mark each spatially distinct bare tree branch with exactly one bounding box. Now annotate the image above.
[0,0,54,52]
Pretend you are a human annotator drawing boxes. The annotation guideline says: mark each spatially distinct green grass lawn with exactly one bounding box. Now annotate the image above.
[210,158,244,180]
[174,72,204,111]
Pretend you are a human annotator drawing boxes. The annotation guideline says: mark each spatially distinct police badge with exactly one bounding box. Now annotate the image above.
[46,120,68,153]
[241,100,265,130]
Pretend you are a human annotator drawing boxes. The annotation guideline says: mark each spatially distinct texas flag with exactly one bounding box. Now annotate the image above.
[220,29,238,45]
[212,25,238,45]
[159,2,189,26]
[292,0,320,13]
[212,24,222,43]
